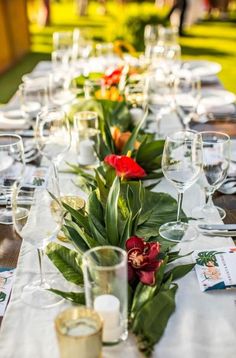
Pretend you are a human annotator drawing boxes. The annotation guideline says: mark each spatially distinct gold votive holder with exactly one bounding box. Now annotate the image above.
[55,306,103,358]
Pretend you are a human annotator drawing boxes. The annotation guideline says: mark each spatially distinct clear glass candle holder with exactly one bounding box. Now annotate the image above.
[74,111,99,168]
[82,246,128,345]
[55,306,103,358]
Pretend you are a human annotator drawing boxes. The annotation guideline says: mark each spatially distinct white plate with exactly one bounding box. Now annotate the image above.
[183,60,222,78]
[200,89,235,108]
[2,109,24,120]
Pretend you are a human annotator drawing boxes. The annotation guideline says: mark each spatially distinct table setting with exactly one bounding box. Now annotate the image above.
[0,25,236,358]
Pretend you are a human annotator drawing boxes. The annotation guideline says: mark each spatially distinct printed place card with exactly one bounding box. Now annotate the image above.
[192,247,236,292]
[0,269,15,316]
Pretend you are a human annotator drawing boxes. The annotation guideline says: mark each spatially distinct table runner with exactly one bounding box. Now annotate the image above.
[0,62,236,358]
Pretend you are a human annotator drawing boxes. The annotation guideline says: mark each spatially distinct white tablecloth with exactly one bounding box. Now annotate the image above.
[0,170,235,358]
[0,62,236,358]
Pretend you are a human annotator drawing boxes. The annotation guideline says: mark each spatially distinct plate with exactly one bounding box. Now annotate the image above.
[200,89,235,108]
[2,109,24,120]
[183,60,222,78]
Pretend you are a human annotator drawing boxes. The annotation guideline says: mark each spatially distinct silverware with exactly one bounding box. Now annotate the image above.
[198,224,236,237]
[24,140,41,164]
[218,179,236,194]
[198,224,236,231]
[200,230,236,237]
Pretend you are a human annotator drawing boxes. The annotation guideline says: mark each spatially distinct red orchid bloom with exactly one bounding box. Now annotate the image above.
[126,236,162,286]
[104,154,146,179]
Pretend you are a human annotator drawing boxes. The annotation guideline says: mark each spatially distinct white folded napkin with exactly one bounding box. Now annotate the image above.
[0,111,29,130]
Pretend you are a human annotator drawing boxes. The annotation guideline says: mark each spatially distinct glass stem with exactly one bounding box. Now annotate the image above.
[176,191,183,223]
[52,161,61,195]
[52,161,59,184]
[37,249,46,288]
[206,192,214,209]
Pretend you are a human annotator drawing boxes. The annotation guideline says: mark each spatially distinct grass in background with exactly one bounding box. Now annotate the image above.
[0,0,235,104]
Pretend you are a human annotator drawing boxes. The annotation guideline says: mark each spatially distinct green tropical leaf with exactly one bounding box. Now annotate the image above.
[87,191,107,245]
[163,263,195,282]
[136,140,165,164]
[63,225,89,253]
[65,219,97,249]
[122,110,148,154]
[49,288,85,305]
[132,284,178,352]
[62,203,91,234]
[105,176,120,246]
[46,243,83,285]
[131,257,168,320]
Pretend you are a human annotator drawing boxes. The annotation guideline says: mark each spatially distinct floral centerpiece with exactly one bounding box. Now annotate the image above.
[46,160,194,356]
[69,98,165,184]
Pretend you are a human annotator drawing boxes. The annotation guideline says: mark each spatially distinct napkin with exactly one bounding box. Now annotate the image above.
[0,111,29,130]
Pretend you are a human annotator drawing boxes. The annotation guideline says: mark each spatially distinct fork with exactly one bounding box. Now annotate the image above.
[24,140,41,164]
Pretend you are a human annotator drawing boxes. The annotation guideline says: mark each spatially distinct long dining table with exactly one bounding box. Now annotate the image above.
[0,60,236,358]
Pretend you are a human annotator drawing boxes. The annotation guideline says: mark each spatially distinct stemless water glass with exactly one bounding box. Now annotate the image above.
[49,71,77,108]
[12,168,64,308]
[74,111,99,168]
[174,70,201,129]
[192,131,230,220]
[19,82,48,123]
[124,83,147,109]
[159,130,202,242]
[145,68,174,137]
[83,246,128,345]
[35,108,71,182]
[0,135,25,224]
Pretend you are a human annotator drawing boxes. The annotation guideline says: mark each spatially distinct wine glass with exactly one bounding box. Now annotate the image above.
[0,134,25,224]
[35,108,71,183]
[192,131,230,220]
[159,130,202,242]
[12,168,64,308]
[174,70,201,129]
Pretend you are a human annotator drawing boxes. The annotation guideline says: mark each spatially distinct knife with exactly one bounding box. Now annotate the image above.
[198,224,236,231]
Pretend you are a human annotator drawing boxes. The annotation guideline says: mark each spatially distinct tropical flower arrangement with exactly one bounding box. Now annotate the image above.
[45,77,195,356]
[69,98,165,183]
[46,161,194,356]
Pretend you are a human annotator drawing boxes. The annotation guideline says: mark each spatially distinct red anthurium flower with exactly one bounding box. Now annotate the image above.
[126,236,162,286]
[103,67,123,86]
[104,154,146,179]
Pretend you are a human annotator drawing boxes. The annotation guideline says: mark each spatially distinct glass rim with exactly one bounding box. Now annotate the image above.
[199,131,230,143]
[55,306,103,339]
[37,107,67,119]
[74,111,98,121]
[82,245,127,271]
[0,134,23,147]
[165,129,200,142]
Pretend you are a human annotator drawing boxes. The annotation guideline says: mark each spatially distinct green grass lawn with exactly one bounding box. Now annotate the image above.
[0,0,235,104]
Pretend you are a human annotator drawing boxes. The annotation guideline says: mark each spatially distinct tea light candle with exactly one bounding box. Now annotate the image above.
[130,107,144,126]
[78,139,96,166]
[65,318,98,337]
[94,294,121,342]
